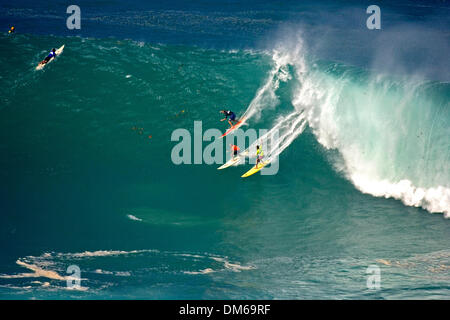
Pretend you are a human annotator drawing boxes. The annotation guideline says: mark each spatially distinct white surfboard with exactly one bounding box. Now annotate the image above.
[36,45,65,70]
[217,150,249,170]
[218,157,241,170]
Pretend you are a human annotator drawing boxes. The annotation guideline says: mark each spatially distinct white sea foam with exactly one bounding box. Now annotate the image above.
[94,269,114,275]
[183,257,255,275]
[237,36,309,163]
[56,249,156,258]
[210,257,256,272]
[1,249,254,291]
[127,214,143,221]
[174,253,204,259]
[183,268,215,275]
[238,47,295,123]
[351,175,450,217]
[0,260,65,281]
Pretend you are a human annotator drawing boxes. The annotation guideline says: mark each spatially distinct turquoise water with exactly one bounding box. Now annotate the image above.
[0,1,449,299]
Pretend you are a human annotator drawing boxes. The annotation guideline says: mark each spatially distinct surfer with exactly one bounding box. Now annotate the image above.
[256,145,264,168]
[39,48,57,66]
[220,110,238,127]
[8,26,15,34]
[230,144,240,159]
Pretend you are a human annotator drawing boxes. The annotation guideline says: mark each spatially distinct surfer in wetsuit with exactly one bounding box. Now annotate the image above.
[40,48,56,65]
[220,110,238,127]
[256,145,264,167]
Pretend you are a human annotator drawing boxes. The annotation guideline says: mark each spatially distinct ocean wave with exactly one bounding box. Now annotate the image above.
[263,32,450,217]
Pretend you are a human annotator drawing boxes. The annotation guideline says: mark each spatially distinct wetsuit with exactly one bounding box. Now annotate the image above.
[224,110,236,121]
[44,51,56,63]
[231,145,240,157]
[256,148,264,165]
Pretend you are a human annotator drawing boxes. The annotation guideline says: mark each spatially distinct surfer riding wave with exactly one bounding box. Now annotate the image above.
[220,110,238,128]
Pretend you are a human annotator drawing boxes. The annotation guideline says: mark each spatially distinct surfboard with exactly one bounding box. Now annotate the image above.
[36,45,65,70]
[241,161,270,178]
[220,117,245,139]
[218,157,241,170]
[217,150,249,170]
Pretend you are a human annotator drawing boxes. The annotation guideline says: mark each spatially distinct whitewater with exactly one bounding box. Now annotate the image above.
[236,33,449,217]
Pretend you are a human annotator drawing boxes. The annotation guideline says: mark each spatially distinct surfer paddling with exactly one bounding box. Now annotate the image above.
[220,110,238,128]
[38,48,57,66]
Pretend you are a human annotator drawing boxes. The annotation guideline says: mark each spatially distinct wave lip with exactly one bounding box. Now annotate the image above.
[283,45,449,217]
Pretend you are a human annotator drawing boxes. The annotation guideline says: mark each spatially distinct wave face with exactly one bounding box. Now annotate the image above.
[312,71,450,216]
[235,35,450,217]
[285,45,450,217]
[0,30,449,299]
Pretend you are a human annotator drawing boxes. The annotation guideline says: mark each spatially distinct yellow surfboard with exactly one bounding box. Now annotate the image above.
[241,161,270,178]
